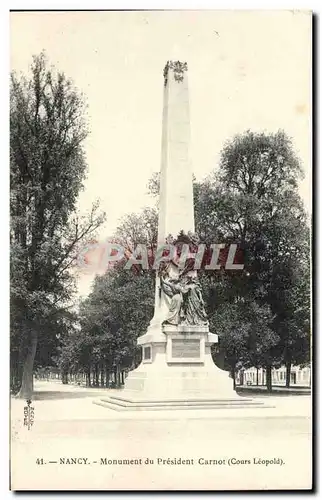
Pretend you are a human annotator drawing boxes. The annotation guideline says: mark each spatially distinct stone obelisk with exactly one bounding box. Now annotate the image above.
[158,61,194,241]
[149,60,196,336]
[96,62,260,410]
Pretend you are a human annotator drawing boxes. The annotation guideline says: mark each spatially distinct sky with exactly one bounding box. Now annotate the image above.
[10,10,312,296]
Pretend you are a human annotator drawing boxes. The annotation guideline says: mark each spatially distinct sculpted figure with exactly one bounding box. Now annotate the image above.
[160,273,208,327]
[183,276,208,326]
[160,276,185,325]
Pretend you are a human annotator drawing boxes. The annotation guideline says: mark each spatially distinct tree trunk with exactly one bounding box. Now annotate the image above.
[11,332,26,392]
[87,365,91,387]
[10,354,23,394]
[285,361,292,388]
[256,368,259,386]
[17,332,37,399]
[100,365,104,387]
[230,367,236,389]
[62,371,68,384]
[95,364,99,387]
[266,365,272,393]
[105,364,110,388]
[116,365,121,388]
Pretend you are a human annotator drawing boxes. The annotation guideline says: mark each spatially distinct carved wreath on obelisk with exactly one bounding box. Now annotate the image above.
[163,60,188,86]
[159,231,208,327]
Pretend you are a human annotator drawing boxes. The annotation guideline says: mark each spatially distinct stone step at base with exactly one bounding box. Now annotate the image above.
[109,395,254,405]
[93,396,269,412]
[108,395,262,407]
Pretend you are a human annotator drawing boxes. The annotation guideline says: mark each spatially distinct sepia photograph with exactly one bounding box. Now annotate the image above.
[9,9,312,491]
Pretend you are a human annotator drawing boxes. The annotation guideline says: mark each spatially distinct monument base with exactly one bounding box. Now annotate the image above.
[94,325,265,411]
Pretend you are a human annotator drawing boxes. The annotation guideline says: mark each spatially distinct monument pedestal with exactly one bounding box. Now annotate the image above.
[95,325,264,411]
[124,325,236,399]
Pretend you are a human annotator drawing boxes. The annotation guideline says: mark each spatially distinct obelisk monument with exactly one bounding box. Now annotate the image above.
[149,60,196,336]
[96,62,261,410]
[158,60,194,240]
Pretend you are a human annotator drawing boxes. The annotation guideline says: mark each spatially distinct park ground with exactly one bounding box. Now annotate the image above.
[10,381,312,491]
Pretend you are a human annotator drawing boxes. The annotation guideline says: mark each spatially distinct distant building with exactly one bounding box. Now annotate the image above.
[236,365,311,387]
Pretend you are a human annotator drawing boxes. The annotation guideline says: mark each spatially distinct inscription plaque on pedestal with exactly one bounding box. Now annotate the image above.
[166,337,204,363]
[172,339,200,359]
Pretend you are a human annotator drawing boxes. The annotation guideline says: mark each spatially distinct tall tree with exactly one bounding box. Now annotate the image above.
[195,130,310,389]
[10,53,105,397]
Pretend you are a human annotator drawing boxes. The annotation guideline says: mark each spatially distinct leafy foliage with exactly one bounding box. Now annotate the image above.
[58,208,157,385]
[10,53,105,396]
[195,130,310,386]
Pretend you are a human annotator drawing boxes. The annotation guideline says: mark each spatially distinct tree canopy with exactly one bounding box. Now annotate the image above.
[195,130,310,388]
[10,53,105,397]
